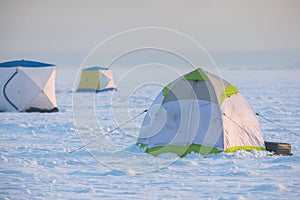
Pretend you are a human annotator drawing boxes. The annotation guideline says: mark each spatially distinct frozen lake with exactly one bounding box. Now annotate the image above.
[1,67,300,199]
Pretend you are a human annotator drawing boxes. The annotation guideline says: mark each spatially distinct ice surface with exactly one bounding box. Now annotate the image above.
[1,68,299,199]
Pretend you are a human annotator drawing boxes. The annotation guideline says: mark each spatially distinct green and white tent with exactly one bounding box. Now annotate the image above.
[137,68,265,157]
[76,66,116,93]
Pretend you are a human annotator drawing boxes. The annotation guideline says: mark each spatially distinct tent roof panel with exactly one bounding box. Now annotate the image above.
[0,60,55,68]
[83,66,109,71]
[182,68,209,81]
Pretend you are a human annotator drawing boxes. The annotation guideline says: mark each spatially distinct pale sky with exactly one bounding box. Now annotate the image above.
[0,0,299,68]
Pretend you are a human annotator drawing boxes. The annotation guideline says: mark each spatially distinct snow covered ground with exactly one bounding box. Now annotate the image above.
[1,67,300,199]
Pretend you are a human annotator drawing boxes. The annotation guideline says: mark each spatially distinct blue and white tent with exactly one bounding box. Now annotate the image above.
[0,60,58,112]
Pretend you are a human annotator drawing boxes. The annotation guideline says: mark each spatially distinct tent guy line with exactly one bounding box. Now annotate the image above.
[68,109,148,154]
[222,112,251,136]
[256,113,300,138]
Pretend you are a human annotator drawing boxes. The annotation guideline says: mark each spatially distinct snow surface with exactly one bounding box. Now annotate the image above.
[1,68,300,199]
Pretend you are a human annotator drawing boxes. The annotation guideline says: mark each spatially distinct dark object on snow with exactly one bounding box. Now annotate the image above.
[26,107,59,113]
[265,141,292,156]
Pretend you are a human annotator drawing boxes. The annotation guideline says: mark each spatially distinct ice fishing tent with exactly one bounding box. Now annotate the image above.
[0,60,58,112]
[76,66,116,92]
[137,68,265,156]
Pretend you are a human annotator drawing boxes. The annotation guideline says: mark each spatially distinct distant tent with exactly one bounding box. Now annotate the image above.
[76,66,116,92]
[137,68,265,157]
[0,60,58,112]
